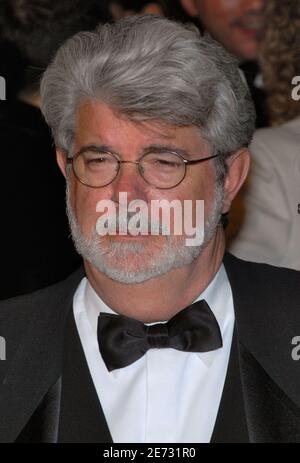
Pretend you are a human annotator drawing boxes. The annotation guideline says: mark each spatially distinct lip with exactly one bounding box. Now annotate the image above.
[239,27,262,38]
[233,16,264,34]
[239,21,263,29]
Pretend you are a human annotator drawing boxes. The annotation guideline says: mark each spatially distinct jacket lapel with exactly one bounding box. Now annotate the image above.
[238,342,300,442]
[224,253,300,442]
[57,308,113,443]
[0,267,85,442]
[15,377,62,443]
[210,326,249,442]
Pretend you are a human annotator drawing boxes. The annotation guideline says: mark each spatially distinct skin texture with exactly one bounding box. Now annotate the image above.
[180,0,266,60]
[57,101,249,323]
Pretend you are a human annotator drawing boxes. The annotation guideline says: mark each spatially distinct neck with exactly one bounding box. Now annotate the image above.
[84,227,225,323]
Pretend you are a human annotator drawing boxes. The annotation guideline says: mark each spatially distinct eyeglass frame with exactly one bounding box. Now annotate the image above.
[66,147,221,190]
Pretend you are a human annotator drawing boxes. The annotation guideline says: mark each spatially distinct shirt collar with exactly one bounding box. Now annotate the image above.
[83,263,234,368]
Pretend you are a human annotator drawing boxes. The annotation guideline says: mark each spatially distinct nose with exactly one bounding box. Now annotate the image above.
[110,160,148,203]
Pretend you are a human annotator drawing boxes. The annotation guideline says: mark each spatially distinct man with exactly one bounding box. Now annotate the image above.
[180,0,266,60]
[0,15,299,443]
[180,0,268,128]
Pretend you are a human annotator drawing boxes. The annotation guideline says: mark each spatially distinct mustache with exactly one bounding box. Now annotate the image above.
[231,10,265,28]
[97,209,171,235]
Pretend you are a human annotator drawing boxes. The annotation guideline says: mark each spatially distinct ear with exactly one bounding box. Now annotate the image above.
[222,149,250,214]
[56,149,68,179]
[179,0,199,17]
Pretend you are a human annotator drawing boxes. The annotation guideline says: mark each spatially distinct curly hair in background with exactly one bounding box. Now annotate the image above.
[259,0,300,126]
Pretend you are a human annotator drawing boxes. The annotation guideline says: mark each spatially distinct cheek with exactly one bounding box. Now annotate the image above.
[215,0,243,14]
[192,167,218,220]
[202,0,247,38]
[203,0,239,17]
[161,165,217,226]
[72,182,106,236]
[183,163,216,199]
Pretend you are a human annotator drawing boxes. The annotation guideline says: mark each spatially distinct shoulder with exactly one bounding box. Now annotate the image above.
[224,253,300,405]
[224,253,300,333]
[225,251,300,278]
[0,267,85,351]
[224,253,300,303]
[250,118,300,162]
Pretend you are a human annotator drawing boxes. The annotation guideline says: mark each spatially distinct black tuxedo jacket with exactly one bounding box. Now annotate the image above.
[1,253,300,443]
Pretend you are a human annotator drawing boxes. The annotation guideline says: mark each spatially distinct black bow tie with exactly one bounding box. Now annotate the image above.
[97,300,223,371]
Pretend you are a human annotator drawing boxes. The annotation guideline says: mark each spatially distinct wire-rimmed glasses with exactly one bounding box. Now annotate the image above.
[67,146,220,189]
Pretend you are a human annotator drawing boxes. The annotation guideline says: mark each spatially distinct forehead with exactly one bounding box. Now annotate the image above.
[74,100,210,153]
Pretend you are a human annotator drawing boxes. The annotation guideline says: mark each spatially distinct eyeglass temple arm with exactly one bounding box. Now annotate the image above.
[184,153,220,165]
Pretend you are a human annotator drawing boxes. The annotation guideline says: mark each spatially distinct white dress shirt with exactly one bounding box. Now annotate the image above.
[73,264,235,443]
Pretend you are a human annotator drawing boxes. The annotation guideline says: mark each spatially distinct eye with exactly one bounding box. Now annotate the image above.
[144,152,183,169]
[154,158,178,167]
[87,157,106,165]
[84,153,109,163]
[81,151,116,169]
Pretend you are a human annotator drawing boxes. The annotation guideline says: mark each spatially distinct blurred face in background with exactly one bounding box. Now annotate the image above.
[181,0,266,60]
[110,2,164,19]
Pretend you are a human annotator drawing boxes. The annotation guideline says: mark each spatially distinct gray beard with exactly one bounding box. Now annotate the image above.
[65,183,224,284]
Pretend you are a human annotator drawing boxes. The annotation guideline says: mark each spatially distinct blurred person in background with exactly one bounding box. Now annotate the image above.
[109,0,194,23]
[180,0,266,60]
[180,0,269,128]
[230,0,300,270]
[109,0,166,17]
[0,0,111,299]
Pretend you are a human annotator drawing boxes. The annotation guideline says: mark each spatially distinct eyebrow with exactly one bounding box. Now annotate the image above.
[76,143,193,159]
[143,144,192,158]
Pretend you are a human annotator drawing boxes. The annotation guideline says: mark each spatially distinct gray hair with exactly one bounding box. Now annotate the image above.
[40,14,255,173]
